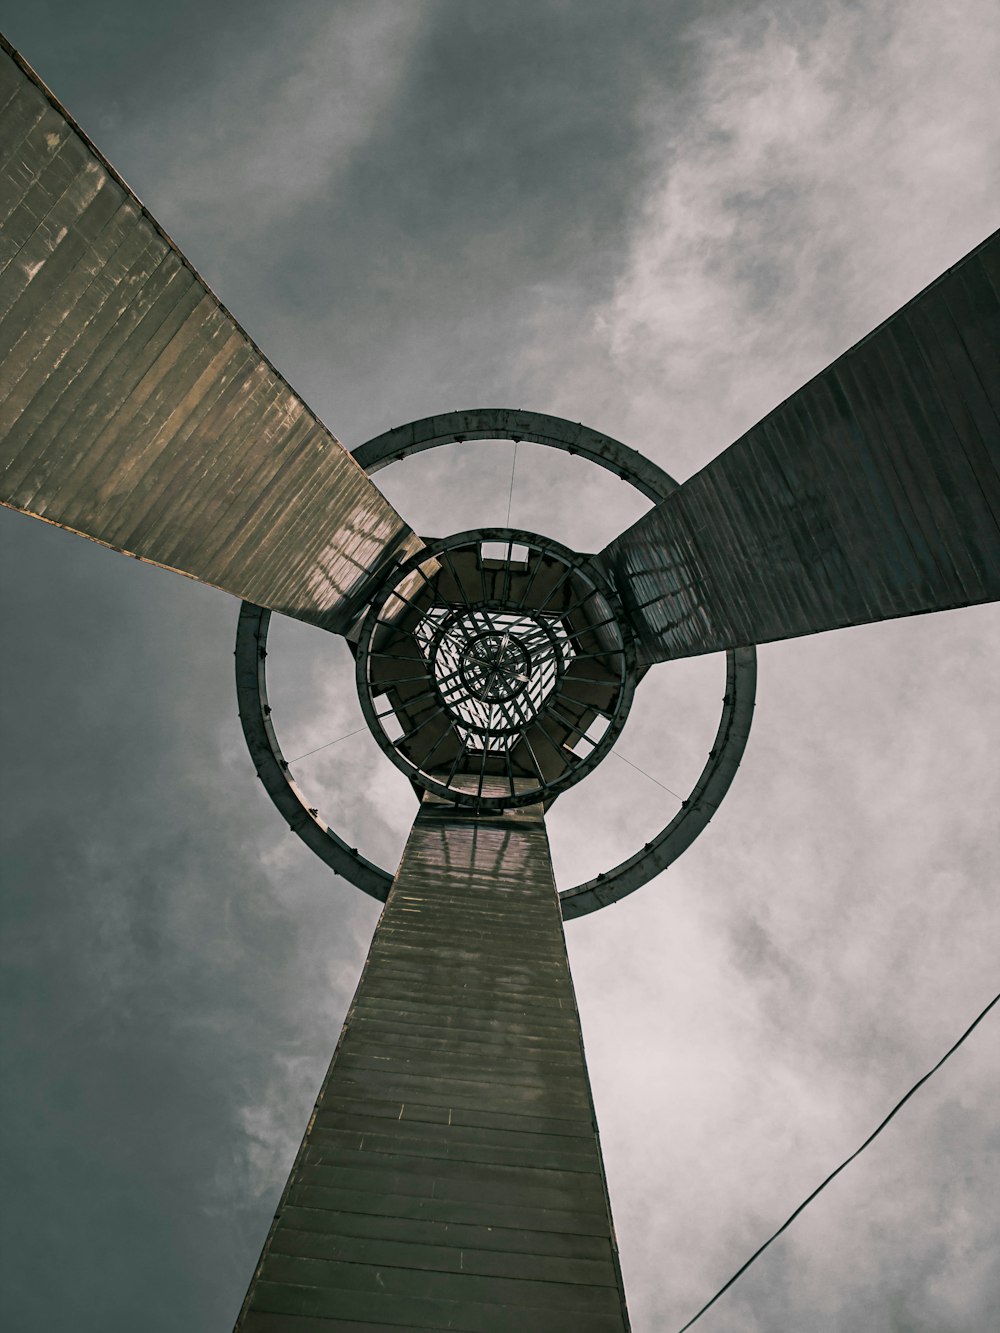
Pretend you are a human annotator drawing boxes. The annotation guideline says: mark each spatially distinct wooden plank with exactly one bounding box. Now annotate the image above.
[234,802,629,1331]
[276,1204,615,1262]
[267,1225,618,1286]
[601,228,1000,657]
[250,1278,626,1333]
[0,40,416,630]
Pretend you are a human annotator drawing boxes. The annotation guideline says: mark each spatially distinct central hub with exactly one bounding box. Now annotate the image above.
[355,528,636,809]
[459,629,532,702]
[424,605,565,737]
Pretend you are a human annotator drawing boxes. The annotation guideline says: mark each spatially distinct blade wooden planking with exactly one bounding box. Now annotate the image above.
[599,230,1000,661]
[0,38,418,631]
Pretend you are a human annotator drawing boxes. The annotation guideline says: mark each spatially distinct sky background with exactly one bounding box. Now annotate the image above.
[1,2,998,1330]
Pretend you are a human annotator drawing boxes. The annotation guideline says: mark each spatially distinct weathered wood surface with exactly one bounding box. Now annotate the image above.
[235,801,630,1332]
[600,229,1000,660]
[0,38,417,630]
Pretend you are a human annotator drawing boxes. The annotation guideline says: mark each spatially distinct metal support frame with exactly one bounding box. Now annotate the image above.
[354,527,636,811]
[236,408,757,915]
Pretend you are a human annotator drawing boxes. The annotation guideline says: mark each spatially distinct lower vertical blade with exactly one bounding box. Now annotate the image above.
[234,799,631,1332]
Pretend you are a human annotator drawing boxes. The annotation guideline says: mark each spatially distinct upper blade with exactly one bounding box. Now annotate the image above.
[0,38,419,631]
[599,229,1000,661]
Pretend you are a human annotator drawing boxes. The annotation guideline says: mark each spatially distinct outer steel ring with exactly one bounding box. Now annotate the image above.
[235,407,756,917]
[352,407,676,503]
[235,601,393,901]
[355,526,636,811]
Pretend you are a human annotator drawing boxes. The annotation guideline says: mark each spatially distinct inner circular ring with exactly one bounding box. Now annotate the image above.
[427,603,570,738]
[356,527,635,810]
[459,632,532,702]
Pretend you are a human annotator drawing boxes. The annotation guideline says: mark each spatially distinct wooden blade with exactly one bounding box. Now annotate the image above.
[0,38,418,631]
[599,229,1000,660]
[233,797,630,1331]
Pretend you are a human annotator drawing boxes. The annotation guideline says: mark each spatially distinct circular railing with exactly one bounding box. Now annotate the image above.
[355,528,636,811]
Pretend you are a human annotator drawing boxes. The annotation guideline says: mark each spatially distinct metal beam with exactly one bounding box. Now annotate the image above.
[234,798,630,1331]
[599,229,1000,659]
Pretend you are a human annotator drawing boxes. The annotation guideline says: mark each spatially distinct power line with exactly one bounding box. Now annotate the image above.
[286,727,367,764]
[612,749,684,801]
[676,987,1000,1332]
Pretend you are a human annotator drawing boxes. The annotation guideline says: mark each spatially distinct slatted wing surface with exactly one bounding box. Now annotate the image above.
[235,798,630,1332]
[600,230,1000,661]
[0,38,418,630]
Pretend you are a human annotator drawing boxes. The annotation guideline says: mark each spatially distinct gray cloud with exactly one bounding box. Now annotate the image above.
[2,1,999,1330]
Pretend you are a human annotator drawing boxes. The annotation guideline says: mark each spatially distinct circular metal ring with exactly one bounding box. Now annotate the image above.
[355,527,636,811]
[235,601,393,902]
[235,407,756,917]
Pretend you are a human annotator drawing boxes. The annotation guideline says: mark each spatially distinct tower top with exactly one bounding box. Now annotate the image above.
[355,527,636,811]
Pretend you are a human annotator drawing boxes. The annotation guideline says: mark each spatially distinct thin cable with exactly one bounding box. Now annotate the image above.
[286,727,367,764]
[505,440,518,527]
[612,749,684,801]
[676,987,1000,1333]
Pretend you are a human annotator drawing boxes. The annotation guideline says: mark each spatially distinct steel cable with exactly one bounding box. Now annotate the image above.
[676,987,1000,1332]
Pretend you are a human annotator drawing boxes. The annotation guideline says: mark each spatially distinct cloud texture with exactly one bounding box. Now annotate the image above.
[1,1,998,1329]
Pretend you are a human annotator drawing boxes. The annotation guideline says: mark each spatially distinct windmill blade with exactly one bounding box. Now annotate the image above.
[0,38,418,631]
[599,229,1000,662]
[233,796,630,1332]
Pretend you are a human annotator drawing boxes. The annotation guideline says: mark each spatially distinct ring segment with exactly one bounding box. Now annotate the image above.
[235,409,756,917]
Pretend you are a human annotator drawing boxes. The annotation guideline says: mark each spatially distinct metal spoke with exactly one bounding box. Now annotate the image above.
[396,703,450,745]
[519,729,548,787]
[517,545,548,610]
[547,701,592,745]
[571,611,624,637]
[558,688,612,711]
[478,542,489,604]
[441,546,473,607]
[503,742,517,803]
[567,647,625,664]
[549,585,603,624]
[370,672,431,689]
[476,723,493,801]
[501,539,514,606]
[370,621,422,652]
[376,687,438,719]
[443,729,470,790]
[532,560,579,617]
[416,718,455,776]
[531,715,572,768]
[379,583,439,622]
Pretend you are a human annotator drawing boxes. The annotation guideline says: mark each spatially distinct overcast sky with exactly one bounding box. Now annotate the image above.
[1,2,998,1330]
